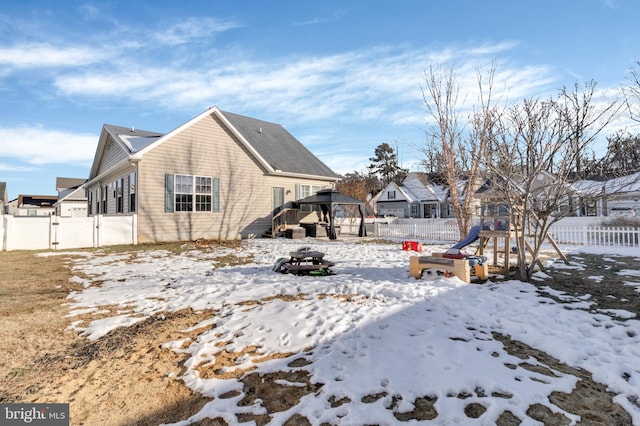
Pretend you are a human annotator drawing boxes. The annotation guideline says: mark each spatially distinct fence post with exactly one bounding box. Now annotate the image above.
[132,214,138,245]
[0,215,6,251]
[49,215,56,250]
[94,215,100,248]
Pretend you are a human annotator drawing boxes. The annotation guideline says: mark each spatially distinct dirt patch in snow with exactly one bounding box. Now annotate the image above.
[0,243,638,425]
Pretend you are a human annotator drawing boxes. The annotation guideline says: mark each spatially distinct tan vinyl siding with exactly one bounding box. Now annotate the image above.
[137,114,266,241]
[250,176,331,236]
[135,113,336,242]
[96,137,129,175]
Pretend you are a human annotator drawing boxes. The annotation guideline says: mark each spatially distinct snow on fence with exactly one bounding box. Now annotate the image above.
[1,214,137,251]
[374,222,640,248]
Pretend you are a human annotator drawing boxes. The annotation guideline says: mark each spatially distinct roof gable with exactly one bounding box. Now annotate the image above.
[377,182,415,202]
[89,125,163,180]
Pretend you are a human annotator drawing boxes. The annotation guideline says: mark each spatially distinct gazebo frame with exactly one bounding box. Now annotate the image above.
[296,189,367,239]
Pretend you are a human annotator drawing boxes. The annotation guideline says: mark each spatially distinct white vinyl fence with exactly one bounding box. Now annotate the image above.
[374,221,640,248]
[548,226,640,247]
[1,214,137,251]
[373,221,461,243]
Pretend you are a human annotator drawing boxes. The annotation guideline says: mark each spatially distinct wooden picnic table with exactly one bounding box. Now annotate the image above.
[289,250,325,262]
[281,249,335,275]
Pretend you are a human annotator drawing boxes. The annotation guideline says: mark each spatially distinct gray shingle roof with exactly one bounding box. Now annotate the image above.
[56,177,85,191]
[102,111,338,179]
[220,111,339,179]
[103,124,163,153]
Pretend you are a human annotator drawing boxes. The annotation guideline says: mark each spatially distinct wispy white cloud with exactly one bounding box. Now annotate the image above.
[0,7,557,125]
[0,162,34,172]
[153,17,241,46]
[0,43,106,68]
[465,41,520,56]
[51,40,555,128]
[293,10,346,26]
[0,13,561,174]
[0,126,96,165]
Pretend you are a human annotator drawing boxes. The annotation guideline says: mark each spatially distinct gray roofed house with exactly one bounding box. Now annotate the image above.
[375,172,467,219]
[54,177,88,217]
[84,106,340,242]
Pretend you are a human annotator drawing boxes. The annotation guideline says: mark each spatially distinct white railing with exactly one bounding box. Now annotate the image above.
[374,222,640,248]
[549,226,640,247]
[374,221,460,243]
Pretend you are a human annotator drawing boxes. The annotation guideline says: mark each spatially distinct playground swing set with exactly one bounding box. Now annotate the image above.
[476,201,567,274]
[409,200,567,282]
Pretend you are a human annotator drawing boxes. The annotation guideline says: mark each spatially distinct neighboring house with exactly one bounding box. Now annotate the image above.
[474,171,584,221]
[573,171,640,217]
[476,170,640,218]
[375,181,415,218]
[6,195,57,216]
[54,177,87,217]
[0,182,7,214]
[378,170,640,221]
[402,172,454,218]
[84,107,340,242]
[376,172,456,218]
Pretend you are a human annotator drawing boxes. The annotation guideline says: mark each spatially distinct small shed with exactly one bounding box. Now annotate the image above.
[296,189,367,239]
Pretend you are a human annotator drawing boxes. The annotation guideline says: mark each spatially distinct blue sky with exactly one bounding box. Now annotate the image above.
[1,0,639,200]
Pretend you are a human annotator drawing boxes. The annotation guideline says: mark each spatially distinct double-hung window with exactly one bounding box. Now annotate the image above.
[166,173,219,213]
[116,178,124,213]
[175,174,194,211]
[101,185,108,213]
[129,172,136,213]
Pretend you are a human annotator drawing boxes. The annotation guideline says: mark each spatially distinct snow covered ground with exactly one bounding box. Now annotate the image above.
[57,238,640,425]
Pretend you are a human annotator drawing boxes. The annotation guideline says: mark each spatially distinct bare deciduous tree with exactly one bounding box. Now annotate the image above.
[422,63,637,281]
[489,82,622,281]
[623,60,640,123]
[420,64,498,237]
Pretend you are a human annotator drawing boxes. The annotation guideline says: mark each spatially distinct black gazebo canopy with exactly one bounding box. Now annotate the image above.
[296,189,367,239]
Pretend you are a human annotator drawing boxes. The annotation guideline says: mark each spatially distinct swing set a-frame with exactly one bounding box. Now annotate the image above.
[476,198,568,275]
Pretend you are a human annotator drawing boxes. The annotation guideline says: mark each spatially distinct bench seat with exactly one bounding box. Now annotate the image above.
[409,255,488,282]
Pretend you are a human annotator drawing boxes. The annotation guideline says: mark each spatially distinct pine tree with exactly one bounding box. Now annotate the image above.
[368,143,407,188]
